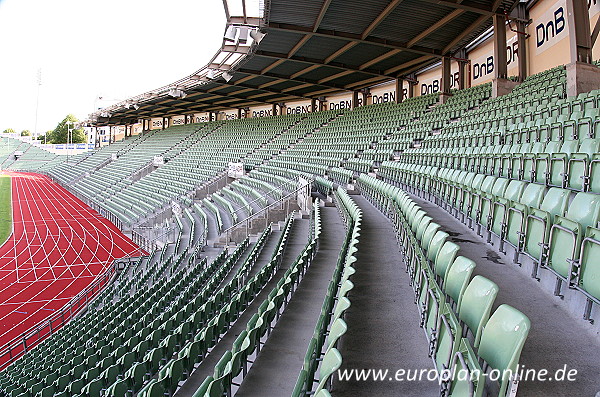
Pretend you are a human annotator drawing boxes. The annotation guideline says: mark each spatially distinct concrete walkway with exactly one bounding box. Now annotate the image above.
[333,195,439,397]
[235,205,346,397]
[175,216,309,396]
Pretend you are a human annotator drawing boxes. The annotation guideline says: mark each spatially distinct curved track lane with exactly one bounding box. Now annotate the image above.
[0,172,143,348]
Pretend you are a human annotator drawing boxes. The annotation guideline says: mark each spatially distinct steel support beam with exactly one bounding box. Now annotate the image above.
[515,4,528,82]
[395,78,403,103]
[493,13,508,79]
[440,57,452,103]
[565,0,600,96]
[567,0,593,63]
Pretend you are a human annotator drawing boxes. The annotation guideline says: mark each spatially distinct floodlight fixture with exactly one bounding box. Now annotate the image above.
[224,26,237,42]
[250,30,265,43]
[222,71,233,82]
[238,27,249,44]
[168,88,187,99]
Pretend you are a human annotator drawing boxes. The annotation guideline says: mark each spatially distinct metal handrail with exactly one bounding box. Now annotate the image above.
[131,225,175,252]
[226,179,296,218]
[221,179,312,242]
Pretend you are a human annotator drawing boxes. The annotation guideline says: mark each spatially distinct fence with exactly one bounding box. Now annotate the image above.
[131,225,176,252]
[0,255,143,369]
[220,180,311,245]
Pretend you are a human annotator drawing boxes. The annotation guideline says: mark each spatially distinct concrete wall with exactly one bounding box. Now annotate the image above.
[468,32,519,86]
[528,0,570,74]
[414,61,460,96]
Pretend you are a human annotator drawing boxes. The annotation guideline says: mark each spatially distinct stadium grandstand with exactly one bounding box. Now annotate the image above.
[2,0,600,396]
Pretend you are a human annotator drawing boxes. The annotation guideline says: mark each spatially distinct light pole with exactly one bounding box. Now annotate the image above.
[35,69,42,140]
[66,121,73,162]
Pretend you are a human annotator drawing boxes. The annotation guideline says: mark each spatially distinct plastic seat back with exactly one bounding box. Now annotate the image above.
[503,180,526,202]
[559,139,579,155]
[470,174,486,190]
[444,256,476,310]
[213,350,232,378]
[565,192,600,229]
[315,348,342,393]
[427,231,450,262]
[192,376,214,397]
[578,138,600,157]
[491,178,509,197]
[332,295,350,322]
[421,223,441,250]
[480,176,497,194]
[416,216,433,241]
[477,305,531,397]
[518,183,545,208]
[544,141,562,153]
[411,210,427,233]
[458,276,499,347]
[326,318,348,351]
[434,241,460,283]
[539,187,570,216]
[530,142,546,153]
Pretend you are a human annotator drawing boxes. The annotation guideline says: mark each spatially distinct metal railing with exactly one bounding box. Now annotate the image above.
[221,180,311,244]
[131,225,176,252]
[0,254,143,369]
[226,179,296,219]
[194,171,228,200]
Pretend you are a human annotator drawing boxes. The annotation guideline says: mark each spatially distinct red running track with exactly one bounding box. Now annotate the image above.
[0,172,143,348]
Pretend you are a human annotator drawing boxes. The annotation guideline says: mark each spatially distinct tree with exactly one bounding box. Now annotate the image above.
[47,114,86,144]
[2,128,15,134]
[21,130,31,136]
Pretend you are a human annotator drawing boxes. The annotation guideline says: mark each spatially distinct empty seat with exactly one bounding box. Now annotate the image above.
[503,183,545,258]
[521,187,570,270]
[477,305,531,397]
[572,227,600,322]
[544,192,600,292]
[433,275,498,372]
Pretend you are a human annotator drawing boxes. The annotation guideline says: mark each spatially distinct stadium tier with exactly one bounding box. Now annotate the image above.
[1,62,600,397]
[3,0,600,395]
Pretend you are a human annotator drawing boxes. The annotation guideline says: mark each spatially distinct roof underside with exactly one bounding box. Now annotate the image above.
[99,0,518,125]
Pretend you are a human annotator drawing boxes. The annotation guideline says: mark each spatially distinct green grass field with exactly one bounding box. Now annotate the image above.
[0,174,12,246]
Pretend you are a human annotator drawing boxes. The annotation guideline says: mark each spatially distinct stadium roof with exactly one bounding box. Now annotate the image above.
[92,0,520,126]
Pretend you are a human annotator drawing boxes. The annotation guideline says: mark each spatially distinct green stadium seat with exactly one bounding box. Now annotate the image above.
[503,183,545,258]
[572,227,600,322]
[325,318,347,352]
[434,241,460,287]
[105,378,128,397]
[443,256,476,311]
[521,187,570,269]
[314,348,342,394]
[433,275,498,372]
[192,376,213,397]
[567,138,600,191]
[477,305,531,397]
[543,192,600,290]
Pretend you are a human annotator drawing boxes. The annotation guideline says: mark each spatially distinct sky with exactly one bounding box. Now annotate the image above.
[0,0,226,135]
